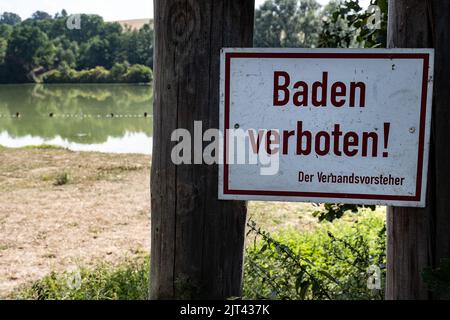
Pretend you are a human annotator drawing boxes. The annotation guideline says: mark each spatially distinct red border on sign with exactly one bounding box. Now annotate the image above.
[223,52,430,202]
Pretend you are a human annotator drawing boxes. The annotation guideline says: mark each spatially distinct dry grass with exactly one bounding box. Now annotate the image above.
[0,146,385,298]
[0,147,151,297]
[249,201,319,233]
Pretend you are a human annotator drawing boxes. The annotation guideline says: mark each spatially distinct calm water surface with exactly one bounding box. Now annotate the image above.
[0,84,153,154]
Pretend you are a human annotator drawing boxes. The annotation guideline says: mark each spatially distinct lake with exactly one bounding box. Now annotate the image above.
[0,84,153,154]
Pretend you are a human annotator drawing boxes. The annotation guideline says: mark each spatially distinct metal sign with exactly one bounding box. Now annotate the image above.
[219,48,434,207]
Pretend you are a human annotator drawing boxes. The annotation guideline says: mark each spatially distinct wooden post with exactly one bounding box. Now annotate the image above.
[386,0,450,299]
[150,0,255,299]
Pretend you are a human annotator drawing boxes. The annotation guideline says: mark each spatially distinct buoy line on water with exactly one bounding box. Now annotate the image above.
[0,113,153,118]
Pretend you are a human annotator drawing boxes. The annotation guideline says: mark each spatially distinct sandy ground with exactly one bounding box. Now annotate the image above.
[0,147,151,298]
[0,146,319,298]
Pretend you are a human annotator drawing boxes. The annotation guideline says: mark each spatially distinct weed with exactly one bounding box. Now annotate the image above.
[54,172,70,186]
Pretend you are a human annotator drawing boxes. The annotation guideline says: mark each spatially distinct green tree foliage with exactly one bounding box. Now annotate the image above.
[0,10,154,83]
[78,36,113,69]
[254,0,322,48]
[319,0,388,48]
[0,38,7,64]
[53,37,79,68]
[0,25,13,64]
[0,12,22,25]
[313,203,376,222]
[31,11,53,21]
[2,25,55,82]
[123,24,154,68]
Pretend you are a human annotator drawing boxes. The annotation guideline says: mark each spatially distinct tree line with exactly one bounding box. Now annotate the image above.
[254,0,386,49]
[0,10,153,83]
[0,0,386,84]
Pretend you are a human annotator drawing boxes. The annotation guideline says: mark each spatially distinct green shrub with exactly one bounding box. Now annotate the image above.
[53,172,70,186]
[41,63,152,84]
[16,212,386,300]
[244,211,386,300]
[17,257,149,300]
[73,66,110,83]
[124,64,152,83]
[89,66,110,83]
[423,259,450,299]
[41,69,62,83]
[42,62,78,83]
[110,62,129,82]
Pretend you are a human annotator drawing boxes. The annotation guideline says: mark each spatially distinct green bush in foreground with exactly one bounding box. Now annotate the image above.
[16,212,386,300]
[17,258,149,300]
[422,259,450,299]
[243,211,386,300]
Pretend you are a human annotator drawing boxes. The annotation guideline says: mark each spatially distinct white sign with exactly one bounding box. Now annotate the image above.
[219,48,434,207]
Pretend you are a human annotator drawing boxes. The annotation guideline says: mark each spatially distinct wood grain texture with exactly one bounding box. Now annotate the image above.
[150,0,255,299]
[386,0,450,300]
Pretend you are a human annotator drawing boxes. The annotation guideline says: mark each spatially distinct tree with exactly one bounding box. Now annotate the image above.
[0,11,155,83]
[47,16,69,39]
[31,11,52,21]
[78,36,112,69]
[318,0,388,48]
[122,24,154,68]
[135,24,154,68]
[54,40,78,69]
[0,24,12,64]
[254,0,322,48]
[4,25,55,82]
[319,0,356,48]
[0,12,22,25]
[54,9,68,19]
[0,38,7,65]
[66,14,104,43]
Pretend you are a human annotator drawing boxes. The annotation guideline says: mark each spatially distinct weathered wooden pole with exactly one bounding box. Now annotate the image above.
[150,0,255,299]
[386,0,450,299]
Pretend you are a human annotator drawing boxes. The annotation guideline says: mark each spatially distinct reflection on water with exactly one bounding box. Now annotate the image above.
[0,84,153,154]
[0,131,152,154]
